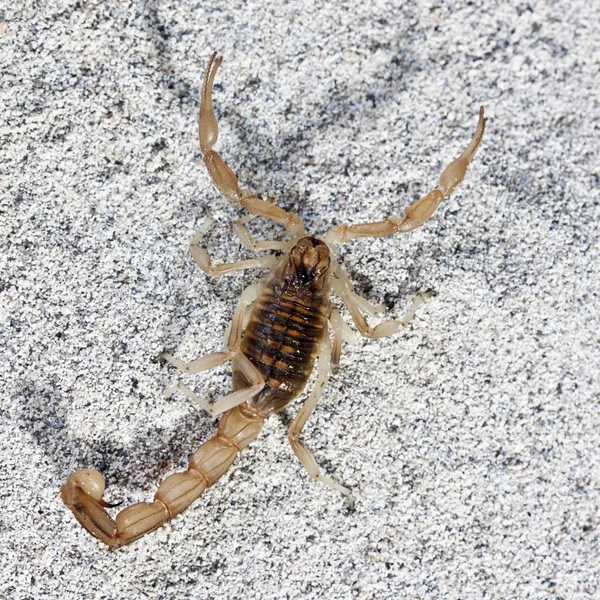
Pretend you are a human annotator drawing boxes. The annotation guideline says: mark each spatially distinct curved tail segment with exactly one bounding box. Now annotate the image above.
[61,404,264,547]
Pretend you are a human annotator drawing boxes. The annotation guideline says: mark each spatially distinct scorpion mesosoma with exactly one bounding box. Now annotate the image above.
[62,53,486,547]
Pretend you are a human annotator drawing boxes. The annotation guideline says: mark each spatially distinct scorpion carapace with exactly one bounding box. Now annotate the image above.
[62,53,486,547]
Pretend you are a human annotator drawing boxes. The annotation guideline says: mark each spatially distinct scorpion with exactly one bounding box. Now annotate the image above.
[61,53,486,547]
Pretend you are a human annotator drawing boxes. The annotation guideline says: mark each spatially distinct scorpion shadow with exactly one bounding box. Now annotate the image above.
[215,51,423,217]
[16,379,214,497]
[137,0,194,105]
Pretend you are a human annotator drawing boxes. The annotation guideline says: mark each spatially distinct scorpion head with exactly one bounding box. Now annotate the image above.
[287,236,331,289]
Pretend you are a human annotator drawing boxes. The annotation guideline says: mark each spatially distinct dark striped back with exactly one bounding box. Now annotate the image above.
[240,286,329,415]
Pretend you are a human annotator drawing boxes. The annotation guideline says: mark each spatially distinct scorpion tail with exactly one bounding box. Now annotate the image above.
[61,404,264,547]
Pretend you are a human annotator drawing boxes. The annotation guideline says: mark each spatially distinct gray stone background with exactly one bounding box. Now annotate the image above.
[1,1,598,599]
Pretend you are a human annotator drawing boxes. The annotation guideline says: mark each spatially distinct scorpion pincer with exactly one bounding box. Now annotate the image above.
[62,53,486,547]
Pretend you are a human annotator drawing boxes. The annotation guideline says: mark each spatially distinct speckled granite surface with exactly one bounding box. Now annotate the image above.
[2,1,599,598]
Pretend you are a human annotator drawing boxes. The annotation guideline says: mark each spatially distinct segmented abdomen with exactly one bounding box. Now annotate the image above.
[238,286,329,415]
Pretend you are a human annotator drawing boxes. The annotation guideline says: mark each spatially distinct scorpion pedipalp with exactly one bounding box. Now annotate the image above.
[324,106,486,246]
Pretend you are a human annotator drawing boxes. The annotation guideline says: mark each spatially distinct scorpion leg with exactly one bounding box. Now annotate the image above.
[288,335,355,507]
[189,214,279,276]
[162,282,261,373]
[333,262,385,317]
[173,353,265,416]
[332,264,432,339]
[329,308,357,372]
[162,283,265,416]
[199,52,305,235]
[233,214,291,253]
[192,250,277,277]
[324,107,486,247]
